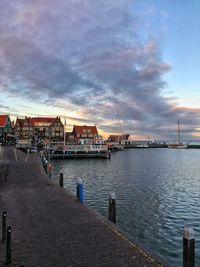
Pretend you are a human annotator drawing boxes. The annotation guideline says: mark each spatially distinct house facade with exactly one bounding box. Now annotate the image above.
[15,116,64,143]
[66,125,99,144]
[0,115,13,144]
[108,134,130,143]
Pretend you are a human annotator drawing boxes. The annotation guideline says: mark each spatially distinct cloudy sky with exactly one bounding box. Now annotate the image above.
[0,0,200,140]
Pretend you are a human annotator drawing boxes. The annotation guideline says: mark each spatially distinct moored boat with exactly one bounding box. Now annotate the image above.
[168,144,188,149]
[45,144,110,159]
[168,120,188,149]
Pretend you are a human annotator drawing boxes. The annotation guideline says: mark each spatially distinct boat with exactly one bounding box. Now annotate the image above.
[168,120,188,149]
[134,144,149,148]
[168,143,188,149]
[44,143,110,159]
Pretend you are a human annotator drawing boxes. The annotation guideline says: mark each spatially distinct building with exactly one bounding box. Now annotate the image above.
[66,125,99,144]
[15,116,64,143]
[0,115,13,144]
[108,134,130,143]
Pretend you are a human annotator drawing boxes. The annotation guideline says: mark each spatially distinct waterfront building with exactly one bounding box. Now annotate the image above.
[14,116,64,143]
[15,118,25,139]
[0,115,13,144]
[108,134,130,144]
[66,125,99,144]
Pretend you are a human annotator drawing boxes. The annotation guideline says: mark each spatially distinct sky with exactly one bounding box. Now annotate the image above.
[0,0,200,141]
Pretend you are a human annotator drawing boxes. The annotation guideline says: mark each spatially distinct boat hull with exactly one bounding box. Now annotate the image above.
[168,144,188,149]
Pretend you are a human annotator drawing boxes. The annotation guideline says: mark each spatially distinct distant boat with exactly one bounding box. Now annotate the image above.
[168,143,188,149]
[168,120,188,149]
[134,144,149,148]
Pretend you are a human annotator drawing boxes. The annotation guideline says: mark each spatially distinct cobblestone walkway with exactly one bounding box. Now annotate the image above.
[0,146,166,266]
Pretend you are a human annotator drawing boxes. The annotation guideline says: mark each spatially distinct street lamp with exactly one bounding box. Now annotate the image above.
[48,127,51,162]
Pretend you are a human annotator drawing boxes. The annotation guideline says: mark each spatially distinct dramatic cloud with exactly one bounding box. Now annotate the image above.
[0,0,199,139]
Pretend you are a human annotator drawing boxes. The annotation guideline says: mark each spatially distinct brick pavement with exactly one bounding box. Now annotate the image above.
[0,146,167,266]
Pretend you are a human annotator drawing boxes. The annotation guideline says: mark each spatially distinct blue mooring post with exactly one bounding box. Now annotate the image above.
[108,192,116,224]
[2,211,6,243]
[183,225,195,267]
[77,178,84,203]
[6,226,12,264]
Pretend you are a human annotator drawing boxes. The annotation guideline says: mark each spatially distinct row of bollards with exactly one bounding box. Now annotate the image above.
[59,173,115,222]
[48,168,195,267]
[1,211,12,264]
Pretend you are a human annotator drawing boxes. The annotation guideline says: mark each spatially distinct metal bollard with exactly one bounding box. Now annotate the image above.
[108,192,116,224]
[2,211,6,243]
[6,226,12,264]
[48,163,52,182]
[183,225,195,267]
[45,160,48,174]
[77,178,84,203]
[59,173,64,187]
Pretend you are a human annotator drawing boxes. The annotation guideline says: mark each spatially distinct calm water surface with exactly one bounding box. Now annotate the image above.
[51,148,200,266]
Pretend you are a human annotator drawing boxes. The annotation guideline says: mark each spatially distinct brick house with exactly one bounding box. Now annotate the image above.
[15,116,64,142]
[108,134,130,143]
[66,125,99,144]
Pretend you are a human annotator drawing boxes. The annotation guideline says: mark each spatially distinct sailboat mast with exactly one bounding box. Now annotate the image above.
[178,119,180,144]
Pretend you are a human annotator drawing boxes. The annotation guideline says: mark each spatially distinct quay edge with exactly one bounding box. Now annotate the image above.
[0,146,168,267]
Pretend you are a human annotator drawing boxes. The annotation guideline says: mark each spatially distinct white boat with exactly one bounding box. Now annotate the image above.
[46,144,110,159]
[54,144,109,154]
[168,120,188,149]
[168,144,188,149]
[134,144,149,148]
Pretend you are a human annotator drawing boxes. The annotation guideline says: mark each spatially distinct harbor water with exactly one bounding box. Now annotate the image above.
[51,148,200,266]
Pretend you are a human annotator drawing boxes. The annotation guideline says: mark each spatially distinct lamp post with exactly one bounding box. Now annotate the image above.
[47,128,52,183]
[48,128,51,162]
[63,116,66,146]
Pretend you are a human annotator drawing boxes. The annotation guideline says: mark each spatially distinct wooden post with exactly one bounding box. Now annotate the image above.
[42,157,46,167]
[59,173,64,187]
[45,160,48,174]
[108,192,116,224]
[48,162,52,183]
[77,178,83,203]
[2,211,6,243]
[6,226,12,264]
[183,225,195,267]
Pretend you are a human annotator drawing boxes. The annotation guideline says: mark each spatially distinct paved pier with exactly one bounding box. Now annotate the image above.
[0,146,166,266]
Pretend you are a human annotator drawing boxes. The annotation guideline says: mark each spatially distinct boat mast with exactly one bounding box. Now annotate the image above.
[178,119,180,144]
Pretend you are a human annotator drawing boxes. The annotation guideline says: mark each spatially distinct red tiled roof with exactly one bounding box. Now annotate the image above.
[31,117,56,123]
[0,115,8,127]
[29,117,56,126]
[16,118,25,127]
[108,135,123,141]
[73,125,98,135]
[15,116,62,127]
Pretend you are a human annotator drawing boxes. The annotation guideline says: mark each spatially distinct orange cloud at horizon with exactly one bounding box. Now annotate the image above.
[192,128,200,137]
[172,106,200,113]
